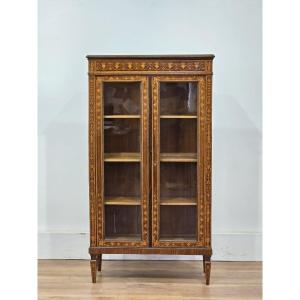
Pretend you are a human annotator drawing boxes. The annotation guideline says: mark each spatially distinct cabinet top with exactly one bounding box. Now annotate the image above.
[86,54,215,60]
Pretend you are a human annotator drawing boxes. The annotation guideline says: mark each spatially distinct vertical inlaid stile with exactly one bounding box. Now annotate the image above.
[141,78,149,246]
[198,76,206,246]
[89,74,97,247]
[96,78,104,244]
[206,75,213,247]
[152,77,159,246]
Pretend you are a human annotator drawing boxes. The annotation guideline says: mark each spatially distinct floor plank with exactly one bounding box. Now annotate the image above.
[38,260,262,300]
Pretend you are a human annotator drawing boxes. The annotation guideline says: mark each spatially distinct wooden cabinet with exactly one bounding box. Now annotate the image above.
[87,55,214,284]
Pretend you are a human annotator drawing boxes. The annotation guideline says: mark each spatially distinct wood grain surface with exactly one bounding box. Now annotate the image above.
[38,260,262,300]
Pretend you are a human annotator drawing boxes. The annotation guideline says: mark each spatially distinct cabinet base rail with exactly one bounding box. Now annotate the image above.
[89,247,212,285]
[89,246,212,255]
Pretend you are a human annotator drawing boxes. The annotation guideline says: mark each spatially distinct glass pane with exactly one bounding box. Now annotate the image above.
[104,82,140,115]
[103,81,142,241]
[105,205,141,240]
[160,206,196,240]
[159,162,197,241]
[160,119,197,153]
[104,163,140,199]
[160,82,197,115]
[158,81,198,242]
[104,118,140,154]
[160,162,196,200]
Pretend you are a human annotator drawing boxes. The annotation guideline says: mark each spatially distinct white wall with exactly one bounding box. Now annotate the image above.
[38,0,262,260]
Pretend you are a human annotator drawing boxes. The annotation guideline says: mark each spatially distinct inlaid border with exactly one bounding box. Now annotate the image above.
[89,75,97,247]
[88,59,212,75]
[95,75,149,247]
[151,75,207,248]
[205,75,212,247]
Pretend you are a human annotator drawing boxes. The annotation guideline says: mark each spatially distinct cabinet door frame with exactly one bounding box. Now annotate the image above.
[95,75,149,247]
[152,75,207,247]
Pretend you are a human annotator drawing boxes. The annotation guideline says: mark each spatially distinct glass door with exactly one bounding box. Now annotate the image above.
[152,76,205,247]
[96,76,148,247]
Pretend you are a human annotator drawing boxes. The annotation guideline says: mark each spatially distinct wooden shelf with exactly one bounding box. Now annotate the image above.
[104,115,140,119]
[104,153,140,162]
[160,198,197,206]
[160,115,197,119]
[105,235,141,241]
[160,153,197,162]
[159,235,197,241]
[105,197,140,205]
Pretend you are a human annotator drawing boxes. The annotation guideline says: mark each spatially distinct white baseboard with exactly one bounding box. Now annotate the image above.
[38,231,262,261]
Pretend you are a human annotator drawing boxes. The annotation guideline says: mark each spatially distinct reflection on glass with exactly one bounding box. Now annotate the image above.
[160,82,197,115]
[104,82,140,115]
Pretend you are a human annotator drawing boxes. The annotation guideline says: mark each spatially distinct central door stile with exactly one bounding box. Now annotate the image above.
[151,76,160,247]
[141,76,150,247]
[148,76,153,247]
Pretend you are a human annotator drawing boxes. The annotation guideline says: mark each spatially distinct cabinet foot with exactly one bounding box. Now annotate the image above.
[97,254,102,272]
[203,255,211,285]
[90,255,97,283]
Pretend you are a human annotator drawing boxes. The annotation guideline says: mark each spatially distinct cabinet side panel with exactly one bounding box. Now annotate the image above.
[89,74,97,247]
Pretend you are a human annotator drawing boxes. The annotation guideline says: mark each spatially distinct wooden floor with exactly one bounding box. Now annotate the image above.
[38,260,262,300]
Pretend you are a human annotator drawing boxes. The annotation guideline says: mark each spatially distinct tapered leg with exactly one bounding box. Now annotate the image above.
[202,257,205,273]
[203,255,211,285]
[97,254,102,272]
[90,255,97,283]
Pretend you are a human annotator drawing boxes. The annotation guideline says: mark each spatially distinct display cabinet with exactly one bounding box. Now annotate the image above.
[87,55,214,284]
